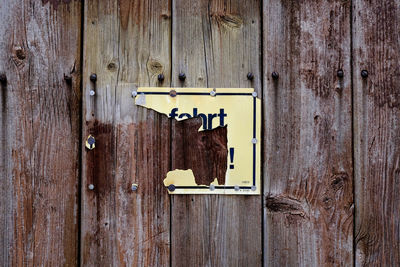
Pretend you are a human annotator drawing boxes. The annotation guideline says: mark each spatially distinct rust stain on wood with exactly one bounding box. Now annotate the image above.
[172,117,227,186]
[82,118,171,266]
[86,120,115,196]
[86,117,227,188]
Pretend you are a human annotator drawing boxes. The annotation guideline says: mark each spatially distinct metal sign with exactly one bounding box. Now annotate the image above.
[135,87,261,195]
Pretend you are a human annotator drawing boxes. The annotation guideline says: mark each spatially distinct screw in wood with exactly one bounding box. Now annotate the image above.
[361,70,368,78]
[158,74,164,82]
[247,72,254,80]
[210,90,216,97]
[178,72,186,81]
[64,74,72,85]
[88,184,94,190]
[209,185,215,191]
[271,71,279,80]
[89,90,95,96]
[234,185,240,191]
[337,69,344,78]
[90,73,97,82]
[251,138,258,144]
[131,91,137,97]
[251,186,256,191]
[0,73,7,84]
[252,92,258,97]
[167,184,176,192]
[131,183,138,191]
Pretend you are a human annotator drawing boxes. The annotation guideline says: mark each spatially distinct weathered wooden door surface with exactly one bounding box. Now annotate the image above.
[0,1,81,266]
[263,1,354,265]
[352,1,400,265]
[1,0,400,266]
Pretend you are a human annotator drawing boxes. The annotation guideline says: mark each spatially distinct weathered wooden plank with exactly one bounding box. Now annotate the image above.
[0,1,81,265]
[353,0,400,265]
[171,0,262,266]
[263,0,353,265]
[81,0,171,265]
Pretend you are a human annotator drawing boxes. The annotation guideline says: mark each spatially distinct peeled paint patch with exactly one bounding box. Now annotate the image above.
[163,169,195,187]
[163,169,220,187]
[135,87,261,195]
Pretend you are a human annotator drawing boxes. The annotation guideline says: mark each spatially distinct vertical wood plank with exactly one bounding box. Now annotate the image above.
[263,0,353,265]
[81,0,171,266]
[171,0,262,266]
[0,1,81,265]
[353,0,400,265]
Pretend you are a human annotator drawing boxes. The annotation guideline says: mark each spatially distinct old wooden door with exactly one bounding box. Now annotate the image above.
[1,0,400,266]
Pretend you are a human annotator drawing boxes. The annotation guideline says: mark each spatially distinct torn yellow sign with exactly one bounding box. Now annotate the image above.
[135,87,261,195]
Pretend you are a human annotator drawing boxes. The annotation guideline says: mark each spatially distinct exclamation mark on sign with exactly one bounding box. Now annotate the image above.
[229,148,234,169]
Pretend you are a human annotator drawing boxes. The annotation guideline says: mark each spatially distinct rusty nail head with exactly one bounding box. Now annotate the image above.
[64,74,72,84]
[247,72,254,80]
[361,70,368,78]
[90,73,97,82]
[168,184,176,191]
[0,73,7,84]
[158,74,164,82]
[272,72,279,80]
[88,184,94,190]
[337,69,344,78]
[178,72,186,81]
[169,90,177,97]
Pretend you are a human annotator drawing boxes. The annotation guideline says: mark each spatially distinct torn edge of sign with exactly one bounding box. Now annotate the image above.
[134,87,261,195]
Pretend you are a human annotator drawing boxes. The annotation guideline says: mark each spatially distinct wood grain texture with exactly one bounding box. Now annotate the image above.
[171,0,262,266]
[263,0,353,265]
[0,1,81,266]
[81,0,171,266]
[353,0,400,265]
